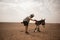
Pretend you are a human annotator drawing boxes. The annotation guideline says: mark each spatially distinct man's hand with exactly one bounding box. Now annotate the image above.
[34,20,37,21]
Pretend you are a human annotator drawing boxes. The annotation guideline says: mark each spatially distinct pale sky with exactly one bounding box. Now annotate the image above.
[0,0,60,23]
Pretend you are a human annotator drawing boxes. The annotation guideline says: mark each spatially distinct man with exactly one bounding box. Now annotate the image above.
[22,14,36,34]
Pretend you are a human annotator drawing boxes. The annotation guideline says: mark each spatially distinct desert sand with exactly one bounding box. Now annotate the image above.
[0,23,60,40]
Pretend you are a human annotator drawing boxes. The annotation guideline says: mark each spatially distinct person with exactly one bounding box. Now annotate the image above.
[22,14,36,34]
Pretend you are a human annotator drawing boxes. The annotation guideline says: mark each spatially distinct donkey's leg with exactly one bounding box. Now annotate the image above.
[34,25,37,32]
[37,26,41,32]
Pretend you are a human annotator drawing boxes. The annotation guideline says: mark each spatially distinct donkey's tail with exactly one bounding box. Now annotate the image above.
[21,22,23,24]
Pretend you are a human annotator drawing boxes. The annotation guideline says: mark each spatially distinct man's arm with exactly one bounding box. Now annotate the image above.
[30,18,37,21]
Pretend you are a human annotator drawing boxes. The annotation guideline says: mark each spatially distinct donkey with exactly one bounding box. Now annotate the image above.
[34,19,45,32]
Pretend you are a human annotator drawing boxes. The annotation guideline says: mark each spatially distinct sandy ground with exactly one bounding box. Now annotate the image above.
[0,23,60,40]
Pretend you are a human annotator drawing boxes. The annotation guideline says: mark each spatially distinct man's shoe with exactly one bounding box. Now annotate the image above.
[25,32,29,34]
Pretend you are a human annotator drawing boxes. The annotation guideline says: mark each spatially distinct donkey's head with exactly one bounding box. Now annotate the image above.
[41,19,45,28]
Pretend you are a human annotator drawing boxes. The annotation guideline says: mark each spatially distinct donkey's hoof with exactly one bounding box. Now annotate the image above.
[38,30,41,32]
[34,31,35,32]
[34,30,37,32]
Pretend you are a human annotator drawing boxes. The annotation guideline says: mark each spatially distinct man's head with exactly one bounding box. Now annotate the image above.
[30,14,34,18]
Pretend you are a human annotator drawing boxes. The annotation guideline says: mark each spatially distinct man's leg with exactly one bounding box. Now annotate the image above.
[25,25,29,34]
[25,26,28,33]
